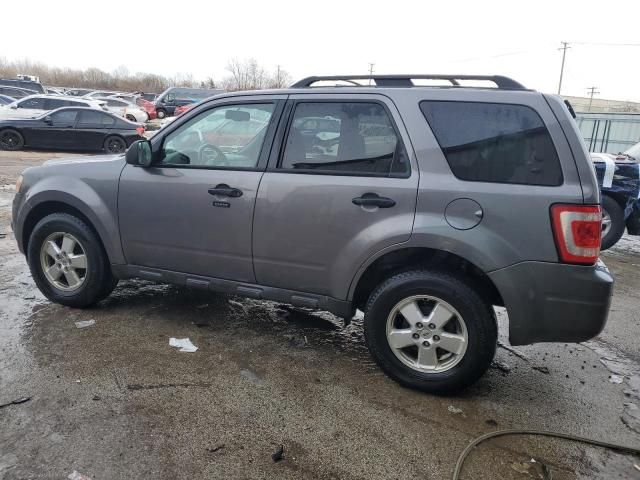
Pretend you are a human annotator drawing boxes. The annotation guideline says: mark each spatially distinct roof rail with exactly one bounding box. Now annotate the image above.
[290,75,527,90]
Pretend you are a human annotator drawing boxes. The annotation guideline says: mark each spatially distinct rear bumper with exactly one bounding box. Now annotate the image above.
[489,260,613,346]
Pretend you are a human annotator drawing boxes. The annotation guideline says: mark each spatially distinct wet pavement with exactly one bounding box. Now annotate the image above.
[0,151,639,479]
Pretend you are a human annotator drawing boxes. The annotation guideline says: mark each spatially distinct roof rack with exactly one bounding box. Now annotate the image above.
[290,74,527,90]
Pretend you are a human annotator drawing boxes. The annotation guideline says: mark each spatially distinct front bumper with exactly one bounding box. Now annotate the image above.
[489,260,613,346]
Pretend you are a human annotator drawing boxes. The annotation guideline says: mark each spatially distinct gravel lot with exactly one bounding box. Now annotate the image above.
[0,150,638,479]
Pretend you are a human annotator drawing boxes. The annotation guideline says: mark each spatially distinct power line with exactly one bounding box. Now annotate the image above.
[572,41,640,47]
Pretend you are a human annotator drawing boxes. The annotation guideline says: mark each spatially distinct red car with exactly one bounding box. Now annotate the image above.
[135,97,157,120]
[174,103,195,116]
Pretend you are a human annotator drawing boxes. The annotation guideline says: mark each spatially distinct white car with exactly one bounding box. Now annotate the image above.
[0,95,107,119]
[95,97,149,123]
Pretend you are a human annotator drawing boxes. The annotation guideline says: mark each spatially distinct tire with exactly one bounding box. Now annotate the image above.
[364,270,497,394]
[27,213,117,308]
[0,129,24,151]
[601,195,625,250]
[156,108,167,119]
[104,135,127,154]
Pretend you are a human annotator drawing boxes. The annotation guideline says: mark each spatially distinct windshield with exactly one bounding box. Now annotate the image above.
[624,141,640,160]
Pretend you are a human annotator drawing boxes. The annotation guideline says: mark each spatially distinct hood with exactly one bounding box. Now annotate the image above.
[43,154,124,166]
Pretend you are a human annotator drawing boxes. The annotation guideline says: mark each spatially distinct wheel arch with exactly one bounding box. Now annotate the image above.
[20,187,125,265]
[350,247,504,312]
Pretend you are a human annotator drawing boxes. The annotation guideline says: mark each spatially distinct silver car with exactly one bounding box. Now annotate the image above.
[11,74,613,393]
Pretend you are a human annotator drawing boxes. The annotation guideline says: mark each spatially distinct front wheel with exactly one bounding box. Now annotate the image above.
[364,270,497,394]
[27,213,117,308]
[156,108,167,119]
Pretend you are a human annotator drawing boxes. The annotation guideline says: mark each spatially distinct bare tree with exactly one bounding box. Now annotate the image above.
[222,58,268,91]
[268,65,292,89]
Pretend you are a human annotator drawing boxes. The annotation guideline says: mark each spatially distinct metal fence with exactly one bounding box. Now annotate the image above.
[575,112,640,154]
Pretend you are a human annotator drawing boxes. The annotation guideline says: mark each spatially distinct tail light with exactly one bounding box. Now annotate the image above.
[550,204,602,265]
[136,126,145,135]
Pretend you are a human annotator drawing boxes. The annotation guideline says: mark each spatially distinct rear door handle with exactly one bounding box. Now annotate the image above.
[208,184,243,198]
[352,193,396,208]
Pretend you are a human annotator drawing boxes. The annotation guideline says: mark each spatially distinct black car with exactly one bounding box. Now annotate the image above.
[0,107,145,154]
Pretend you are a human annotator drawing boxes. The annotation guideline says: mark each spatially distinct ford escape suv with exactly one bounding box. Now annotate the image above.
[11,74,613,393]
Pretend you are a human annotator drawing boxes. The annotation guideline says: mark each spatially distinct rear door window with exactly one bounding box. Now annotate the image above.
[44,98,67,110]
[77,110,115,128]
[420,101,562,186]
[279,102,409,177]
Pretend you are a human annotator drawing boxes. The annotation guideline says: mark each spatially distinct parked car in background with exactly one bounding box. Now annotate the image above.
[0,78,45,94]
[139,93,158,102]
[10,74,613,394]
[174,103,195,116]
[154,87,223,119]
[0,107,145,153]
[0,95,15,105]
[46,87,66,95]
[0,86,38,99]
[84,91,122,99]
[65,88,94,97]
[0,95,107,119]
[96,97,149,123]
[107,94,157,120]
[592,141,640,249]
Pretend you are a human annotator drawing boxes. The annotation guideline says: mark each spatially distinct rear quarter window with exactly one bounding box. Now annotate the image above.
[420,101,563,186]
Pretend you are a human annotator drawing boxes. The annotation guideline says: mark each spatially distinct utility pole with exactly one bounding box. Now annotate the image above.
[368,63,375,85]
[557,41,570,95]
[587,86,600,112]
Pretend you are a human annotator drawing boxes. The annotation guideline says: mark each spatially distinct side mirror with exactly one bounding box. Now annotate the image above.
[43,116,52,125]
[125,140,153,167]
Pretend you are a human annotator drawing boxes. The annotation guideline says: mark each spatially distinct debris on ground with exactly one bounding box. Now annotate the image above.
[609,374,624,384]
[0,396,31,409]
[485,419,498,427]
[169,337,198,353]
[207,444,225,453]
[491,360,511,373]
[74,320,95,329]
[92,395,101,401]
[448,405,463,415]
[532,365,550,374]
[271,444,284,462]
[633,463,640,472]
[68,471,92,480]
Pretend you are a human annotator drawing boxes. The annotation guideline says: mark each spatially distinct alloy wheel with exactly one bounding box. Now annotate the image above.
[39,232,88,291]
[385,295,468,373]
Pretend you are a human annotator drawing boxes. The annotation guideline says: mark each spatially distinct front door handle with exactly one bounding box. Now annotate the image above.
[352,192,396,208]
[208,184,243,198]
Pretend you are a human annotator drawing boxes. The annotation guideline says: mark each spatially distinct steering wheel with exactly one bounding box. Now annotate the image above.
[199,144,228,166]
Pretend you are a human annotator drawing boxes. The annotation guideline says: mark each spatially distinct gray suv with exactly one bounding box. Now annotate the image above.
[11,75,613,393]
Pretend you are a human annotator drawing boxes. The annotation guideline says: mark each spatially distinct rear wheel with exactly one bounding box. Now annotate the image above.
[601,195,625,250]
[27,213,117,308]
[364,270,497,394]
[156,108,167,119]
[104,136,127,154]
[0,129,24,151]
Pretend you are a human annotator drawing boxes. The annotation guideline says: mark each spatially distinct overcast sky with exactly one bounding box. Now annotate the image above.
[3,0,640,101]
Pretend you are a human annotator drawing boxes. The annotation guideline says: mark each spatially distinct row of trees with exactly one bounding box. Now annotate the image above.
[0,57,292,93]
